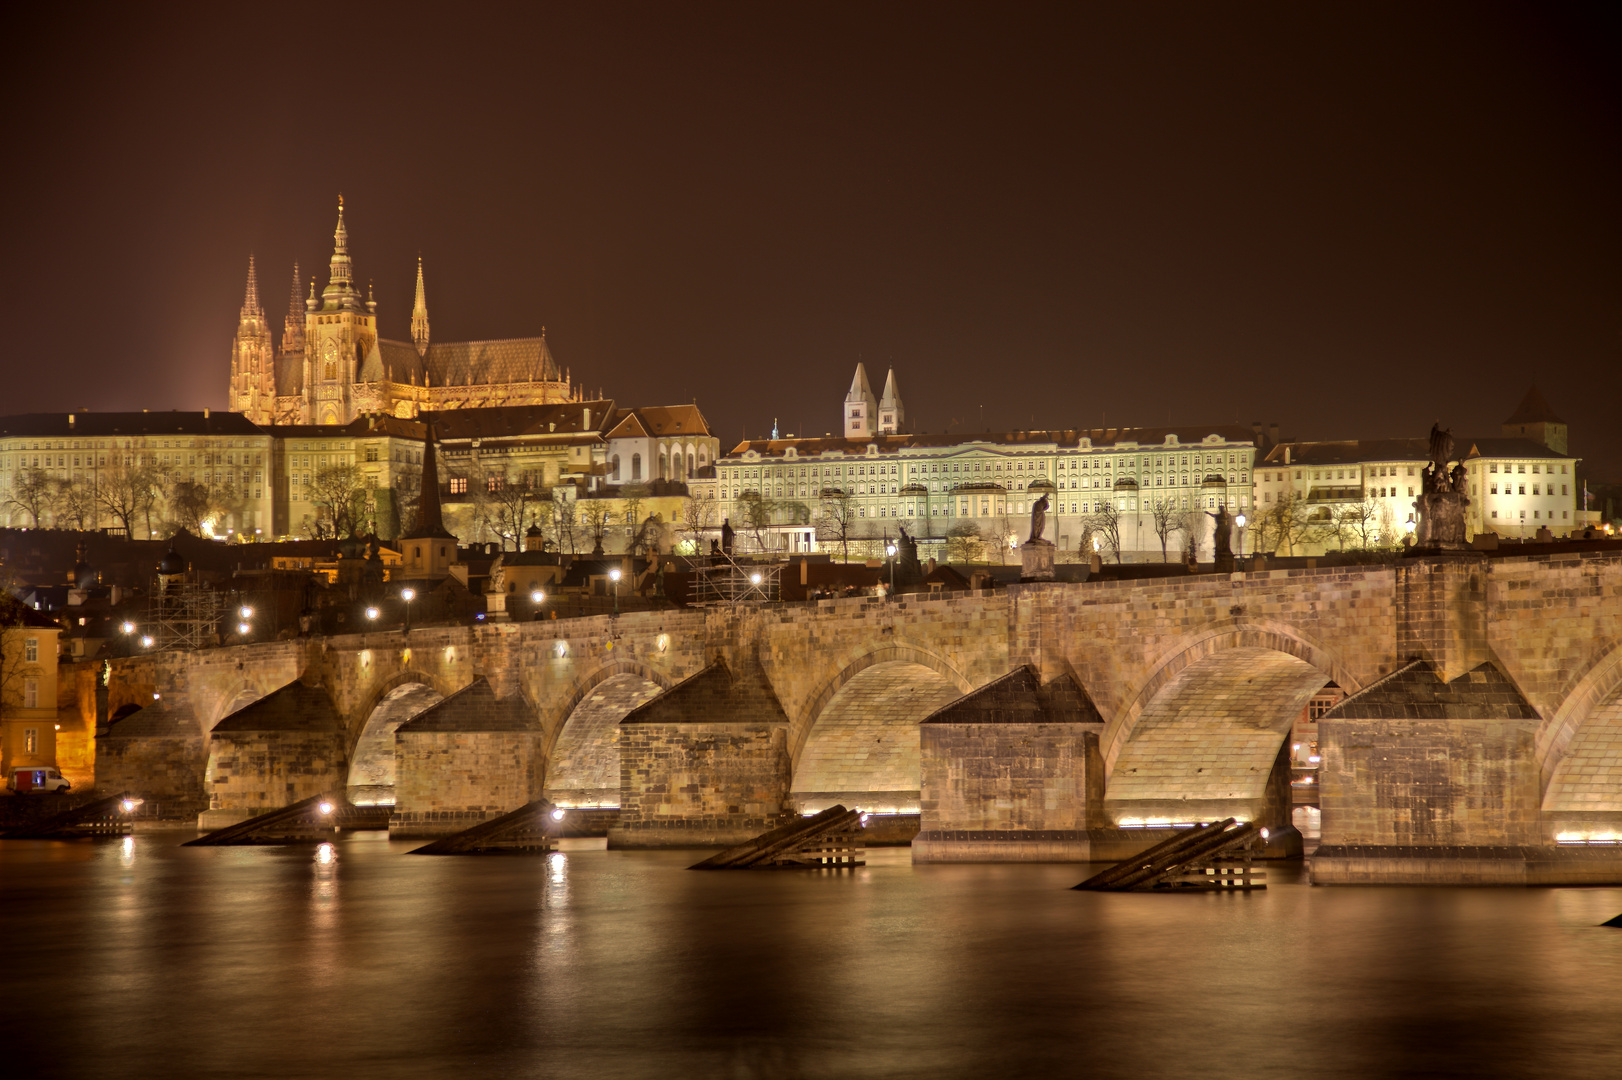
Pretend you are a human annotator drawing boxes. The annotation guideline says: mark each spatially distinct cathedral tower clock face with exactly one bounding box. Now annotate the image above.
[323,337,340,381]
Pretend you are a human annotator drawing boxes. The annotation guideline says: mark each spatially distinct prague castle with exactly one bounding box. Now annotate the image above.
[228,199,575,426]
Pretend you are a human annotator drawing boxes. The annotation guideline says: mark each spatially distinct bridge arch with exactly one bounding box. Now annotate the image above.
[1101,619,1359,775]
[1100,621,1354,828]
[1539,637,1622,819]
[788,643,975,814]
[540,660,675,808]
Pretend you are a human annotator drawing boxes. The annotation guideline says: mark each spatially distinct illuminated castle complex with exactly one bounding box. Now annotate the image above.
[228,199,575,426]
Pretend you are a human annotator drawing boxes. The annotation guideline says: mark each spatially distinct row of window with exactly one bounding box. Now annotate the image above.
[730,452,1249,483]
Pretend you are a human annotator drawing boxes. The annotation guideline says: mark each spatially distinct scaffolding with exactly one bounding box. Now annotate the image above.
[148,579,224,650]
[691,554,783,606]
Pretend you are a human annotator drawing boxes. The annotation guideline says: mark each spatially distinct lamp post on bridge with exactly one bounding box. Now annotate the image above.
[401,587,416,635]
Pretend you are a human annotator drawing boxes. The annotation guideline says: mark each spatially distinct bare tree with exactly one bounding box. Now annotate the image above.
[5,465,53,527]
[488,471,540,551]
[51,477,99,531]
[1148,497,1182,563]
[738,491,776,553]
[165,479,228,537]
[551,488,578,554]
[1085,501,1123,563]
[681,492,717,555]
[1337,498,1380,550]
[307,463,374,538]
[95,456,151,537]
[1270,488,1325,555]
[627,512,662,557]
[944,521,983,564]
[619,484,650,552]
[579,499,614,554]
[815,490,857,562]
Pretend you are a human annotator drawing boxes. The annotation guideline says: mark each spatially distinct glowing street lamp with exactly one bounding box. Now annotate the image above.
[530,588,546,622]
[1404,518,1418,548]
[140,635,154,649]
[608,567,622,617]
[238,605,253,620]
[120,621,135,636]
[365,606,380,623]
[400,586,416,634]
[1235,513,1247,566]
[885,538,898,597]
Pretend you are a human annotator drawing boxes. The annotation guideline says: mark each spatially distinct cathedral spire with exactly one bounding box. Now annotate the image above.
[411,256,430,357]
[328,196,353,290]
[241,255,263,318]
[282,260,304,354]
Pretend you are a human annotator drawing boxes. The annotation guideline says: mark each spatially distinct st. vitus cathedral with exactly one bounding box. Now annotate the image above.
[227,198,575,425]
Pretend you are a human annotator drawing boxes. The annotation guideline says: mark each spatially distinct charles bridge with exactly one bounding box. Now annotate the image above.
[97,548,1622,883]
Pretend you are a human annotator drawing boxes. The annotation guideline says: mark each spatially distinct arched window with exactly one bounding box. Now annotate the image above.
[687,452,696,476]
[631,454,641,480]
[611,455,621,481]
[659,453,668,480]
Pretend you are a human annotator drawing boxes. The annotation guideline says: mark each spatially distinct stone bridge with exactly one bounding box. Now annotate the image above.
[97,548,1622,882]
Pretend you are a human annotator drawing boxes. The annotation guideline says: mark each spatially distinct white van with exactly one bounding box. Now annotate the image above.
[7,767,71,794]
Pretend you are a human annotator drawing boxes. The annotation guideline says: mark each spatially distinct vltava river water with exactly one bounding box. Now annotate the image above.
[2,831,1620,1079]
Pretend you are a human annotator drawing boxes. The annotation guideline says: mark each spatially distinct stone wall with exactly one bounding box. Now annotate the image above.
[391,731,542,838]
[609,662,793,848]
[201,730,347,828]
[96,735,207,819]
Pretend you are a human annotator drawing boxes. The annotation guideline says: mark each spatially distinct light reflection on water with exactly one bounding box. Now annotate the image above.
[0,830,1619,1080]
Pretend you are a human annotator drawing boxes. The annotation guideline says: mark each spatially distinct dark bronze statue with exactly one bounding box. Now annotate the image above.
[1028,494,1050,545]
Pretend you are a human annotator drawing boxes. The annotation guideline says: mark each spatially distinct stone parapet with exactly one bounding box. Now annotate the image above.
[1311,844,1622,886]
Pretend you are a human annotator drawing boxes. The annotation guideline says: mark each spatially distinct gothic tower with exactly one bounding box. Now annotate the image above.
[411,257,430,357]
[303,197,377,425]
[878,366,905,434]
[228,256,275,424]
[844,362,879,439]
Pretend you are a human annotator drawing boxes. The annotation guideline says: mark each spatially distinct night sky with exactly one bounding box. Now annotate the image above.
[5,4,1619,476]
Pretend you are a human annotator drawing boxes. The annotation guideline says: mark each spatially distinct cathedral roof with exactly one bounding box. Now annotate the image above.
[371,336,561,387]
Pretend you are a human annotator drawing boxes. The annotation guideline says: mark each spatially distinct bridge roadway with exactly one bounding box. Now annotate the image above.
[98,549,1622,883]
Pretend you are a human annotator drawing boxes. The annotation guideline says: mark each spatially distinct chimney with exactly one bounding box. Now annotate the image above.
[1269,423,1279,446]
[583,407,591,428]
[1284,446,1291,465]
[1250,421,1262,445]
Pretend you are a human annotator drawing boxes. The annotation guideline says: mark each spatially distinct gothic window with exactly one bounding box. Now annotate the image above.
[612,455,621,481]
[632,454,641,480]
[325,360,337,381]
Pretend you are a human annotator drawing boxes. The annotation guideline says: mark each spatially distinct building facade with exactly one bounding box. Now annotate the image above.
[717,365,1257,558]
[0,412,275,537]
[228,198,577,427]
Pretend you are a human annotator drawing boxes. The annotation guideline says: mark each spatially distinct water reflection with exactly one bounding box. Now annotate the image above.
[0,834,1618,1080]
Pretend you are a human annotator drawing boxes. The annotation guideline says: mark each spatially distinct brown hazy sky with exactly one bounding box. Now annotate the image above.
[4,3,1619,476]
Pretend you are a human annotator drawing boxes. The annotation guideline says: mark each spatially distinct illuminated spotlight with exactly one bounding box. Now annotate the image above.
[239,605,253,619]
[750,573,762,586]
[554,641,568,658]
[1260,827,1270,840]
[120,621,135,635]
[365,606,380,621]
[886,544,897,557]
[151,692,161,701]
[120,799,136,813]
[237,622,251,635]
[401,587,416,602]
[550,808,566,821]
[317,801,335,815]
[609,568,622,582]
[140,635,154,648]
[530,590,544,604]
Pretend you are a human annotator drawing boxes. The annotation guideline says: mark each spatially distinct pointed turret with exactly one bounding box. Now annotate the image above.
[404,420,455,541]
[241,254,263,318]
[411,257,430,357]
[228,256,274,423]
[844,362,879,439]
[878,366,905,434]
[319,195,364,312]
[282,261,305,355]
[1502,386,1568,453]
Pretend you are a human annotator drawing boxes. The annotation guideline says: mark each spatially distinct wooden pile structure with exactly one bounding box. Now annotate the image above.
[0,793,139,840]
[1073,818,1267,891]
[409,799,560,855]
[690,805,865,870]
[184,793,344,846]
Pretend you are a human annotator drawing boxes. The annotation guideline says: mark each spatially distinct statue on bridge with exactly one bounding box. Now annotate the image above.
[894,525,924,590]
[1020,495,1056,582]
[1415,421,1470,550]
[1207,505,1234,572]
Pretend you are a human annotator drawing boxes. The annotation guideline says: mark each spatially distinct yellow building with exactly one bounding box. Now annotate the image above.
[1,598,62,778]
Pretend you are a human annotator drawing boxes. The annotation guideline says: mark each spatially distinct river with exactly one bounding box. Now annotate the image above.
[2,831,1619,1079]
